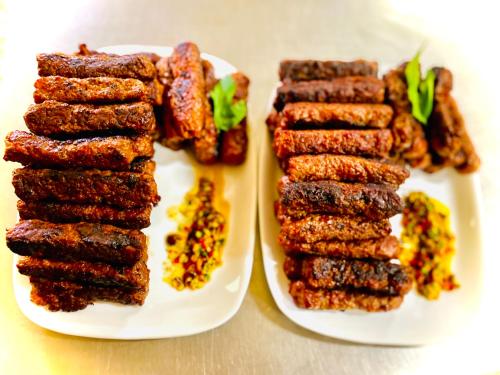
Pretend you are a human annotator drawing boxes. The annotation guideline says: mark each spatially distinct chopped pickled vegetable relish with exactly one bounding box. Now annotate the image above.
[163,177,226,290]
[400,192,459,300]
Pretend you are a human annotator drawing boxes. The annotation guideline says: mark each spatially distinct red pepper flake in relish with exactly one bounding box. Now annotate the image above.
[400,192,459,300]
[163,177,227,290]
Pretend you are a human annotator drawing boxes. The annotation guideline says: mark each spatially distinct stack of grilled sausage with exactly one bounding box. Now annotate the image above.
[268,60,413,312]
[4,51,161,311]
[156,42,249,165]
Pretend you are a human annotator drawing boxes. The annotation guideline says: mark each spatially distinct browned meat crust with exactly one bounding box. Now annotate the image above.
[383,65,430,166]
[279,234,400,260]
[220,72,250,165]
[7,220,146,266]
[266,110,281,133]
[279,60,378,81]
[168,42,205,139]
[17,201,152,229]
[24,100,155,137]
[286,154,409,185]
[280,102,393,129]
[289,280,404,311]
[146,78,164,106]
[13,167,160,208]
[129,159,156,174]
[274,77,385,111]
[278,177,402,220]
[30,277,148,311]
[18,256,149,289]
[427,91,480,173]
[192,62,221,164]
[284,256,412,296]
[37,53,157,80]
[279,214,391,242]
[4,131,154,171]
[34,76,148,104]
[273,129,393,159]
[273,128,393,159]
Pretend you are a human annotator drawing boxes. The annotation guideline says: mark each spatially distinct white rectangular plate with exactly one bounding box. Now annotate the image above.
[258,89,483,346]
[13,45,257,339]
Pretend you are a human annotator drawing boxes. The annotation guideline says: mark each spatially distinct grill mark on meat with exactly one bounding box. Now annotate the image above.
[33,76,148,104]
[37,53,157,80]
[274,77,385,111]
[273,128,393,159]
[7,219,146,265]
[278,177,402,220]
[279,60,378,81]
[288,280,404,311]
[13,167,160,208]
[4,130,154,171]
[280,102,393,129]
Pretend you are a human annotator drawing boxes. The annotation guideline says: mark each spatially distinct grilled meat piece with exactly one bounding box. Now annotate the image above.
[37,53,157,80]
[286,154,409,185]
[274,77,385,111]
[266,110,281,133]
[7,220,146,266]
[17,201,152,229]
[279,214,391,242]
[383,64,411,114]
[278,177,402,220]
[146,78,164,106]
[220,72,250,165]
[279,60,378,81]
[34,76,148,104]
[433,67,453,99]
[280,102,393,129]
[168,42,205,140]
[4,131,154,171]
[289,280,404,311]
[24,100,155,137]
[192,60,222,164]
[428,85,480,173]
[279,234,400,260]
[13,167,160,208]
[284,256,412,296]
[273,128,393,159]
[129,159,156,174]
[30,277,148,311]
[390,112,429,160]
[18,256,149,289]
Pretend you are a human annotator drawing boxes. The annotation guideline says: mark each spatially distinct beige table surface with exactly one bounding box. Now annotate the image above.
[1,1,499,374]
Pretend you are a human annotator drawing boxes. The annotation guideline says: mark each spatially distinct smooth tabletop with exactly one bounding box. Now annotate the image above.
[1,1,499,374]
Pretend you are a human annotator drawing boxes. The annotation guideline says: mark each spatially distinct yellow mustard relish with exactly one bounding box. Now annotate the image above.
[400,192,459,300]
[163,177,226,290]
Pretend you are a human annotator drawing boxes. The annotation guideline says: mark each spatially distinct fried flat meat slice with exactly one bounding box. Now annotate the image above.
[279,59,378,81]
[168,42,205,139]
[273,77,385,111]
[37,53,157,80]
[220,72,250,165]
[7,220,146,266]
[24,100,155,137]
[280,102,393,129]
[17,201,152,229]
[279,234,400,260]
[284,256,412,296]
[13,168,160,208]
[279,214,391,242]
[278,177,402,220]
[18,256,149,289]
[4,131,154,171]
[34,76,148,104]
[289,280,404,311]
[30,277,148,312]
[286,154,409,185]
[273,128,393,159]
